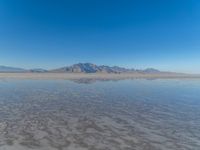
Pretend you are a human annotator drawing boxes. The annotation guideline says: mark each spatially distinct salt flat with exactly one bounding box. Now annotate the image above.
[0,73,199,80]
[0,79,200,150]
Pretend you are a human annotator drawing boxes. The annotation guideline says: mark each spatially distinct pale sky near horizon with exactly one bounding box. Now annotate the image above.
[0,0,200,73]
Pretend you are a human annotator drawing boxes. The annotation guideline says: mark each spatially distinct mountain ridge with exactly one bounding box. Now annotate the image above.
[0,63,174,74]
[50,63,164,74]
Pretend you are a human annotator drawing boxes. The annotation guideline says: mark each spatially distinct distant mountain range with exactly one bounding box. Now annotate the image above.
[0,66,26,72]
[0,63,168,74]
[51,63,162,74]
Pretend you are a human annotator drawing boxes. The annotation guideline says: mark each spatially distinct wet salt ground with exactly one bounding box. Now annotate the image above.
[0,79,200,150]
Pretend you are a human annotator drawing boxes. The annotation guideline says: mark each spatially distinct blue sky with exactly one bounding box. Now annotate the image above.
[0,0,200,73]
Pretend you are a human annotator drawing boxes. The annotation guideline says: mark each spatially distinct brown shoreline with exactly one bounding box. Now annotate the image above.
[0,73,199,80]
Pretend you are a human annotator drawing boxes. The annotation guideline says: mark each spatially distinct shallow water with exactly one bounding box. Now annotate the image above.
[0,79,200,150]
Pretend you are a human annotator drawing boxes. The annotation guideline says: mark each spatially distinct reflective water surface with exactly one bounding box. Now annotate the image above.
[0,79,200,150]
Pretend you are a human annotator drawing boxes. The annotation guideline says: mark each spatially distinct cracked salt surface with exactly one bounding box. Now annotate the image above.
[0,79,200,150]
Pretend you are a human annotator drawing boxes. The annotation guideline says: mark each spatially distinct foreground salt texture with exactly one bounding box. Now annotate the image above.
[0,79,200,150]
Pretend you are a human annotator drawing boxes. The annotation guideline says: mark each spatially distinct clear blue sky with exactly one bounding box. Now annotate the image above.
[0,0,200,73]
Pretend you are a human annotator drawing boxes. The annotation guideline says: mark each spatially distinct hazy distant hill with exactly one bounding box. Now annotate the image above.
[0,66,49,73]
[0,66,26,72]
[29,68,48,73]
[51,63,162,74]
